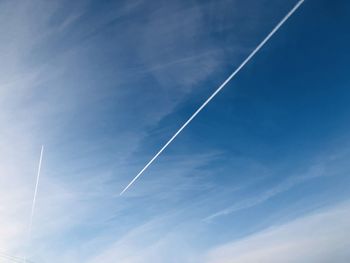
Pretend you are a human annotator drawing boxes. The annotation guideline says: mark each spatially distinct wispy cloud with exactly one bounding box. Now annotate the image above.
[204,163,326,222]
[204,201,350,263]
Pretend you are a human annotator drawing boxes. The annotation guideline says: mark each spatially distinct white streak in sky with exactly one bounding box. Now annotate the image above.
[23,145,44,263]
[120,0,305,195]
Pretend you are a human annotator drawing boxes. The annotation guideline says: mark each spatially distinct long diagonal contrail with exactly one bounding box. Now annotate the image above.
[120,0,305,195]
[23,145,44,263]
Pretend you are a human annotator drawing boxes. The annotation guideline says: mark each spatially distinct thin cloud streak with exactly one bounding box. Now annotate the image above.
[204,201,350,263]
[204,166,325,222]
[120,0,305,195]
[0,250,36,263]
[24,145,44,263]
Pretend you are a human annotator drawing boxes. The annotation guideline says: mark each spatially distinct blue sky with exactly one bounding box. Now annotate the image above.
[0,0,350,262]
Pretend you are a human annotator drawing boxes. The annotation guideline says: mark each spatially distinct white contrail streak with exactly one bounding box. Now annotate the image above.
[120,0,305,195]
[23,145,44,263]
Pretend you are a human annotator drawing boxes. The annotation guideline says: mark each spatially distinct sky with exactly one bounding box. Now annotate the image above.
[0,0,350,262]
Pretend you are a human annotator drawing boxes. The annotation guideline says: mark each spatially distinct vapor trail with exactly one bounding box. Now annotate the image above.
[23,145,44,263]
[120,0,305,195]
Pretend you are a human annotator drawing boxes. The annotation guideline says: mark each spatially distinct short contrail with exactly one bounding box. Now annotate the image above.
[120,0,305,195]
[24,145,44,263]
